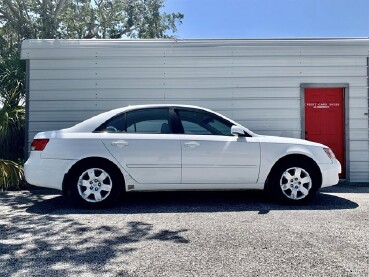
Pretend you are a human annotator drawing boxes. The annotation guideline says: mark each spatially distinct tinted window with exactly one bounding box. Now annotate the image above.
[95,113,126,133]
[97,108,170,134]
[104,114,126,132]
[126,108,170,134]
[176,109,232,136]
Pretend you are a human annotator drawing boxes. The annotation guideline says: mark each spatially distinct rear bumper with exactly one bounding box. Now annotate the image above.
[24,152,75,191]
[319,159,341,188]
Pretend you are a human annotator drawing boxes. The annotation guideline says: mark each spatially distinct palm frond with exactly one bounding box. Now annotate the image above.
[0,90,25,137]
[0,159,24,190]
[0,86,26,160]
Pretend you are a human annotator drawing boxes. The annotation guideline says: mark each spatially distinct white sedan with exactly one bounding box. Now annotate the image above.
[25,104,341,207]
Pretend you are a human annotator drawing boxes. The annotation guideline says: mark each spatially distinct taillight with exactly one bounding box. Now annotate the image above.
[31,139,49,151]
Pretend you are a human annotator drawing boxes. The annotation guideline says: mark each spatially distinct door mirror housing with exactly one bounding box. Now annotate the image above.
[231,125,245,136]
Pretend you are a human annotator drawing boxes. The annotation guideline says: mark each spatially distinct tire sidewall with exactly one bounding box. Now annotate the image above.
[69,161,123,208]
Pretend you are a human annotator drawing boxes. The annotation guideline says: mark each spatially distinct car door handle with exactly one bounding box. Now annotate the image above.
[111,140,129,148]
[184,141,200,148]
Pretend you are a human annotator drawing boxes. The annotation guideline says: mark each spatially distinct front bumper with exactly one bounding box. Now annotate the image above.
[318,159,341,188]
[25,152,76,191]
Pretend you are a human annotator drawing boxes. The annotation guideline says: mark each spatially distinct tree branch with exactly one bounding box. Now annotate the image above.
[3,0,23,21]
[54,0,67,17]
[0,8,12,20]
[15,0,26,20]
[22,1,32,21]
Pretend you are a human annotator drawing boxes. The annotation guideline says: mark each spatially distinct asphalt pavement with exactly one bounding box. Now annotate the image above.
[0,186,368,277]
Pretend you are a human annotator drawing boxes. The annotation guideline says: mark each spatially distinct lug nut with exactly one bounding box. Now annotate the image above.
[90,186,93,190]
[90,181,93,184]
[95,187,98,191]
[98,183,101,186]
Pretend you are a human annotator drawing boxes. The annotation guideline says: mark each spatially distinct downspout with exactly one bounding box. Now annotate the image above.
[24,59,30,160]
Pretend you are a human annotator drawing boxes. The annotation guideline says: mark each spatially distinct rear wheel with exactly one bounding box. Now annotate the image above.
[267,160,319,204]
[69,161,123,208]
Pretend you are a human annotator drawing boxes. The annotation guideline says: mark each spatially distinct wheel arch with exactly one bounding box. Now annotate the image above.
[265,154,323,190]
[62,156,126,196]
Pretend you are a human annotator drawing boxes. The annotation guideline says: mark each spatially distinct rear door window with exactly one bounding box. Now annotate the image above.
[97,108,171,134]
[126,108,170,134]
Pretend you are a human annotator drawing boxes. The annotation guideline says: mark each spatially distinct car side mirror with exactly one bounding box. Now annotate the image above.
[231,125,245,136]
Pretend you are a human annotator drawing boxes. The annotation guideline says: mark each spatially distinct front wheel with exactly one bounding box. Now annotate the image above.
[69,161,123,208]
[267,160,319,204]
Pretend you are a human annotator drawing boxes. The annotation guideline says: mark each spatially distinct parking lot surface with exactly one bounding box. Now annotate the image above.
[1,186,368,277]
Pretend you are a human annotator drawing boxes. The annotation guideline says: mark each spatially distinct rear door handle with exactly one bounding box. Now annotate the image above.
[184,141,200,148]
[111,140,129,148]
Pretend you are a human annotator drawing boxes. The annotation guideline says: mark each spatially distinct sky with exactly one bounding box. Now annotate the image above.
[163,0,369,38]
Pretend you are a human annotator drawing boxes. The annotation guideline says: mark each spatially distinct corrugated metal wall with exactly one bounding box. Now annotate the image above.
[21,39,369,182]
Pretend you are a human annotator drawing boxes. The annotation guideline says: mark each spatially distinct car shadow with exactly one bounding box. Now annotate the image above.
[25,189,359,215]
[321,185,369,193]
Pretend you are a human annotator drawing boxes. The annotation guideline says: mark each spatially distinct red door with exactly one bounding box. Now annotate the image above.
[304,88,345,178]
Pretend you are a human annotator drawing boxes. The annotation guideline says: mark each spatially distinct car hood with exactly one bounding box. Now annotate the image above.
[255,135,326,148]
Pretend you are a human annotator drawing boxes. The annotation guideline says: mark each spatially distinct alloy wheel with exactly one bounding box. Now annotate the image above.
[279,167,312,200]
[77,168,113,203]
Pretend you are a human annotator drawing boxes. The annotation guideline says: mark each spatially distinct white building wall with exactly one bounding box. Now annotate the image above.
[21,39,369,182]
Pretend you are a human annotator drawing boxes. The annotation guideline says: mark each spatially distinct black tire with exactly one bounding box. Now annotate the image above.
[68,160,123,208]
[266,160,320,204]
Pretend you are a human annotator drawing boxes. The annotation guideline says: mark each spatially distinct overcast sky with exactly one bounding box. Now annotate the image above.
[163,0,369,38]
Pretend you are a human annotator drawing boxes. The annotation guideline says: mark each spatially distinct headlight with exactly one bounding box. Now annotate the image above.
[323,148,336,160]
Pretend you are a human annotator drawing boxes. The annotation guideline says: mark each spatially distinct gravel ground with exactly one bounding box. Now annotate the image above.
[0,186,368,277]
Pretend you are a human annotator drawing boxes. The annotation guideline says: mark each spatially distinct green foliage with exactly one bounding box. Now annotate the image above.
[0,36,26,189]
[0,52,25,103]
[0,159,24,191]
[0,31,26,163]
[0,0,184,39]
[0,87,26,161]
[118,0,184,38]
[0,86,26,189]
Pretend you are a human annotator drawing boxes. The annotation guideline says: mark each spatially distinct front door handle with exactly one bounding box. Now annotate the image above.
[111,140,129,148]
[184,141,200,148]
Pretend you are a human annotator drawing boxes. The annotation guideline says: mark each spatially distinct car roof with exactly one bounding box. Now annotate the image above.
[62,104,242,133]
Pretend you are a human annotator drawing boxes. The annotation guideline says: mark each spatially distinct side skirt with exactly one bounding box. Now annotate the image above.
[128,183,264,191]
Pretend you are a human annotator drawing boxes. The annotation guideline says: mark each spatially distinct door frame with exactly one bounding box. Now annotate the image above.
[300,83,350,183]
